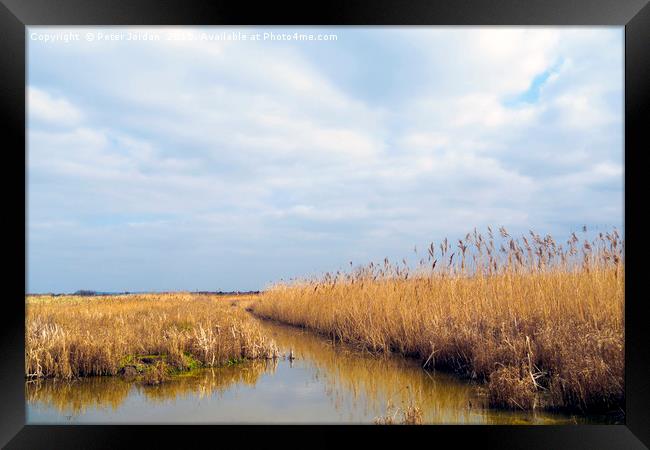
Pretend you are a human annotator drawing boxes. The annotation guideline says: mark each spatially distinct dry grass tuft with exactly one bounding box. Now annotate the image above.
[253,227,624,413]
[374,399,424,425]
[142,360,170,386]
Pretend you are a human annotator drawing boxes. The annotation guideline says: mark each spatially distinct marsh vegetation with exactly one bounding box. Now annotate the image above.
[26,293,277,380]
[252,228,624,414]
[26,227,624,422]
[28,317,596,424]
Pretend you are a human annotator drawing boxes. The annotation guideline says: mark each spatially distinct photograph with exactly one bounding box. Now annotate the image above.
[23,25,626,426]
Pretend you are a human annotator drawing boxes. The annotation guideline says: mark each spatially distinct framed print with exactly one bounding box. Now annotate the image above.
[1,0,648,447]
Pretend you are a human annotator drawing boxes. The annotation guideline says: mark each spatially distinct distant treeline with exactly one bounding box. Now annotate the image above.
[194,291,261,296]
[28,290,261,297]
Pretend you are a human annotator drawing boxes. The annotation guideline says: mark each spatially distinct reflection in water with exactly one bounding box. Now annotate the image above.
[27,377,132,417]
[27,360,272,416]
[27,318,596,424]
[253,319,581,425]
[138,361,272,403]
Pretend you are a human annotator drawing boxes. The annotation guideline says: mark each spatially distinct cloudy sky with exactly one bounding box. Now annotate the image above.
[27,27,624,293]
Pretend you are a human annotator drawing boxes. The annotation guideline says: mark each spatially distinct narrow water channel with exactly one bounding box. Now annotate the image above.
[27,317,608,424]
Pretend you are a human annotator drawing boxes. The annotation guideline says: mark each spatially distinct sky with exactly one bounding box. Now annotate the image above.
[27,27,624,293]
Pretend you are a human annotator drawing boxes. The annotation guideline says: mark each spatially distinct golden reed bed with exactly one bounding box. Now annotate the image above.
[252,228,624,413]
[26,293,276,380]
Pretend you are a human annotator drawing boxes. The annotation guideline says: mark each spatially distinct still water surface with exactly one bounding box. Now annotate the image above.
[27,319,601,424]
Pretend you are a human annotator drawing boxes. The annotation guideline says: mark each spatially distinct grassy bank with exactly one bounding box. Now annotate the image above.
[252,228,624,413]
[26,293,277,379]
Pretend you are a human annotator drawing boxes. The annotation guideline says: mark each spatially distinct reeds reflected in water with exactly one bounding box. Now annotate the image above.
[26,359,273,417]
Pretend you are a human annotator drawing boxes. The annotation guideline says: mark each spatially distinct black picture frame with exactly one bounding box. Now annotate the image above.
[1,0,648,447]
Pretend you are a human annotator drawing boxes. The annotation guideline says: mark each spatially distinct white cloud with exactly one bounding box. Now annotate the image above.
[472,28,560,94]
[28,87,83,126]
[26,27,624,292]
[449,94,538,128]
[551,89,619,129]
